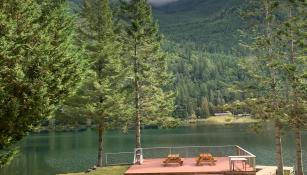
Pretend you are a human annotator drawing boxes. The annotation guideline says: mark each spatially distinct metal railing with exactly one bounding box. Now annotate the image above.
[105,152,134,166]
[135,145,237,159]
[134,145,256,171]
[103,145,256,171]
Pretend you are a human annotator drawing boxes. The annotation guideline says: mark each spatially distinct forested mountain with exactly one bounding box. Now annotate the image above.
[151,0,247,119]
[166,44,246,119]
[153,0,244,52]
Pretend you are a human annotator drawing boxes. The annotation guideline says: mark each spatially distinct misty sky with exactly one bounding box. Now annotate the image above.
[148,0,179,6]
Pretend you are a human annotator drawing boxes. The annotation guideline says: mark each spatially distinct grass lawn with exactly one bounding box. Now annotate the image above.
[188,116,258,125]
[57,166,129,175]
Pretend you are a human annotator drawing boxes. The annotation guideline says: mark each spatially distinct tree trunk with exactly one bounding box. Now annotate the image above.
[135,77,141,164]
[135,72,141,150]
[134,40,142,164]
[275,121,284,175]
[135,95,141,149]
[295,126,304,175]
[97,123,104,167]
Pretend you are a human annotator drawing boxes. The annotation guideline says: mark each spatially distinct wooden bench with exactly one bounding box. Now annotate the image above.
[163,154,184,166]
[196,153,217,166]
[230,157,247,171]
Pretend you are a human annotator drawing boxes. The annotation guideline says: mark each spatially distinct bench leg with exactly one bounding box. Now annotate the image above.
[163,160,168,167]
[232,162,235,171]
[244,161,246,170]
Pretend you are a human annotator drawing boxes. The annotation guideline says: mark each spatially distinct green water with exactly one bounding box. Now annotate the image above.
[0,124,306,175]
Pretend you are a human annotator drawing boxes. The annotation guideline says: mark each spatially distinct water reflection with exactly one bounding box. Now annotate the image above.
[0,124,306,175]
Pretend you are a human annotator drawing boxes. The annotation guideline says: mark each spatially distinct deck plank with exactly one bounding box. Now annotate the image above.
[256,165,294,175]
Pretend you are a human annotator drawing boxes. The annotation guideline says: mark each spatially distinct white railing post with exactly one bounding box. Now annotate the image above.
[185,147,188,158]
[134,148,143,165]
[105,154,108,166]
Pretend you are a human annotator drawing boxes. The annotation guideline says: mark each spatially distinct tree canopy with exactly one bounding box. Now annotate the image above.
[0,0,86,166]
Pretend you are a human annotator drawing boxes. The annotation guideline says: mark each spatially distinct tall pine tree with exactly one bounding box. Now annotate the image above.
[240,1,287,174]
[77,0,127,167]
[120,0,175,163]
[200,97,210,118]
[278,1,307,174]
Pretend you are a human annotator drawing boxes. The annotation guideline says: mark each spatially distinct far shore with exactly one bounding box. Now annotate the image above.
[186,116,259,125]
[36,116,262,133]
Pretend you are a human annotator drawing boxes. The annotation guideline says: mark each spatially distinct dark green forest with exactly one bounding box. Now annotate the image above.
[152,0,247,119]
[167,45,246,119]
[153,0,244,52]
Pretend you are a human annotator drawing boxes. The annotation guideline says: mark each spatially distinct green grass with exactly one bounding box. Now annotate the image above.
[187,116,258,125]
[57,166,129,175]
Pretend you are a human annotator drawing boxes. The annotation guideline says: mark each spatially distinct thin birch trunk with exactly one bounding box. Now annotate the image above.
[134,39,142,164]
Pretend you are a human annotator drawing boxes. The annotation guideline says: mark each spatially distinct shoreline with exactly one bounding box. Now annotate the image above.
[34,116,257,133]
[185,116,259,126]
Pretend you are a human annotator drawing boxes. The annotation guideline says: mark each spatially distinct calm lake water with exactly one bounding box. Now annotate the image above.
[0,124,306,175]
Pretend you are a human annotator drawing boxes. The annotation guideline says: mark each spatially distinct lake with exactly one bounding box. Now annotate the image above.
[0,124,306,175]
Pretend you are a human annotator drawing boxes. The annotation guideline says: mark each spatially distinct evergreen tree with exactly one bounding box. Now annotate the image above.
[120,0,175,163]
[0,0,86,166]
[77,0,126,167]
[279,1,307,174]
[240,1,288,174]
[200,97,210,118]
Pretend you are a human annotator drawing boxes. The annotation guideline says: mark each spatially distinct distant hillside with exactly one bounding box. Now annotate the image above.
[152,0,244,52]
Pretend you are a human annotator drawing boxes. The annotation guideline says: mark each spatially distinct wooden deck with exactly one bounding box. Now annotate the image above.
[256,165,294,175]
[125,157,256,175]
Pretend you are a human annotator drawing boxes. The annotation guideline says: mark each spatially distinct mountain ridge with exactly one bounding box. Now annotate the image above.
[152,0,244,52]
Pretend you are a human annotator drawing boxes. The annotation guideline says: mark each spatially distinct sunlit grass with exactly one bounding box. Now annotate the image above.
[188,116,258,125]
[58,166,129,175]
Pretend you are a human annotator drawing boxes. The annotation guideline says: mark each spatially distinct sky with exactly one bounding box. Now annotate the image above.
[148,0,179,6]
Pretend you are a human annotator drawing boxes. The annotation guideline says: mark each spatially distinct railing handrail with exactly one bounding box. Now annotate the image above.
[229,155,256,158]
[134,145,256,158]
[235,145,256,157]
[139,145,238,150]
[105,152,134,155]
